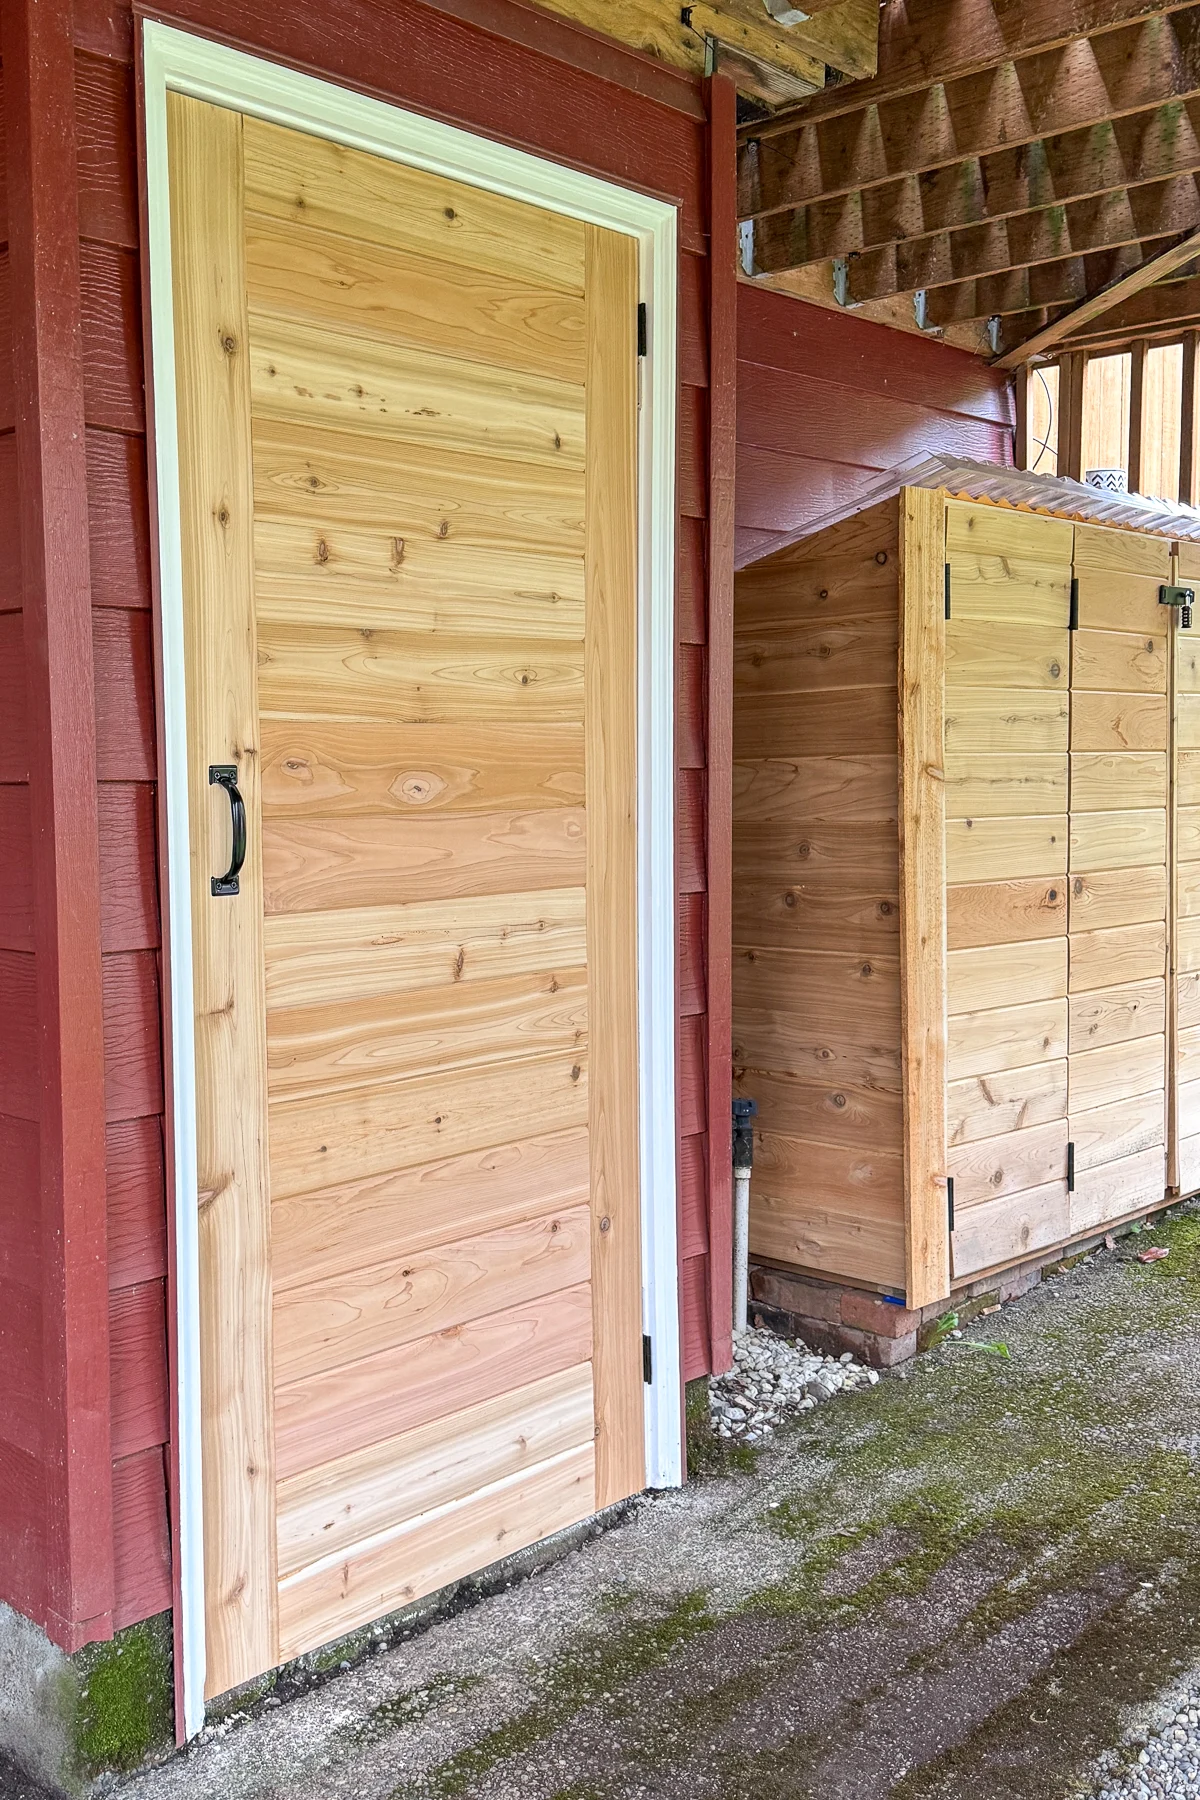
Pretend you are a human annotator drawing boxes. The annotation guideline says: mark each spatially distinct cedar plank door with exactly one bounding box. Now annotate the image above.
[1066,526,1168,1235]
[945,508,1170,1277]
[168,93,643,1695]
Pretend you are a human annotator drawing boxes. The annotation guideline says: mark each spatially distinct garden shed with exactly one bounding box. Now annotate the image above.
[733,457,1200,1315]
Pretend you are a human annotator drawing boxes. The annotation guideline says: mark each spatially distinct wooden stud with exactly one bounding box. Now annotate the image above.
[168,92,278,1695]
[1182,330,1199,506]
[1129,339,1147,493]
[2,0,114,1643]
[898,486,949,1309]
[582,223,644,1509]
[1059,352,1086,482]
[705,67,738,1381]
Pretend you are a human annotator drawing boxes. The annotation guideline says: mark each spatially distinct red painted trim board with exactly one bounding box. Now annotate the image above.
[705,66,737,1381]
[2,0,114,1641]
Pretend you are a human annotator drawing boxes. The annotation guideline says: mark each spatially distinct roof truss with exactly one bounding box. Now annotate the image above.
[739,0,1200,356]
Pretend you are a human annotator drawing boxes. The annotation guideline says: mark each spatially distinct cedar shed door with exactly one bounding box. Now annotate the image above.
[1067,526,1168,1235]
[168,94,644,1697]
[943,504,1072,1278]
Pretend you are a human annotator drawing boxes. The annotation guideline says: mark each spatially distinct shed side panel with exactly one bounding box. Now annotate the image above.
[732,499,906,1293]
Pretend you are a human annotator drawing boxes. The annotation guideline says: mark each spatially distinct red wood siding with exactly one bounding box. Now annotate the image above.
[0,54,42,1624]
[736,283,1016,567]
[0,0,724,1651]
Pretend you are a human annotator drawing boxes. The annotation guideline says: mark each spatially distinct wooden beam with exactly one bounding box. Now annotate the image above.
[528,0,880,92]
[1182,328,1199,502]
[1128,337,1147,490]
[1,0,114,1644]
[831,176,1200,306]
[741,7,1200,218]
[744,98,1200,245]
[995,228,1200,366]
[705,67,738,1383]
[1015,363,1030,469]
[747,0,1200,136]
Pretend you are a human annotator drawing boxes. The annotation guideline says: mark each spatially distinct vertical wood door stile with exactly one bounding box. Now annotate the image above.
[168,92,278,1694]
[582,224,643,1507]
[898,486,949,1308]
[1174,537,1200,1191]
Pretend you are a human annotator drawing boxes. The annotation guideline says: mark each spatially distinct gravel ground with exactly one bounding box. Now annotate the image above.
[1089,1680,1200,1799]
[709,1327,879,1443]
[28,1203,1200,1799]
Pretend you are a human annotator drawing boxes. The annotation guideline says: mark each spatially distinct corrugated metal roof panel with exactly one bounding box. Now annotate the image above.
[744,455,1200,566]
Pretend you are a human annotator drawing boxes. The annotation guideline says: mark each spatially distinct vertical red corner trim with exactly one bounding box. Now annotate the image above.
[704,67,737,1378]
[3,0,115,1636]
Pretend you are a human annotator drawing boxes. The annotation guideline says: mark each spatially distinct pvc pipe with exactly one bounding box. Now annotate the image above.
[733,1165,751,1333]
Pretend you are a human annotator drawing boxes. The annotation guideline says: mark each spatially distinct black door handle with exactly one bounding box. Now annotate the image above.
[209,765,247,896]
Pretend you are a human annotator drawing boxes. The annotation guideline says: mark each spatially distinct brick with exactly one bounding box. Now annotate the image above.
[749,1266,842,1324]
[868,1329,919,1368]
[840,1288,921,1339]
[997,1264,1042,1305]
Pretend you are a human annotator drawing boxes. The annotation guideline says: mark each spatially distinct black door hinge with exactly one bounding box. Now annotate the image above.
[637,303,648,357]
[944,563,952,620]
[643,1333,653,1384]
[1069,575,1079,631]
[1067,1141,1075,1193]
[947,1176,955,1232]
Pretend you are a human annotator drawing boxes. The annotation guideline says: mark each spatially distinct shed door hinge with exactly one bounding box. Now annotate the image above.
[1069,575,1079,631]
[637,302,648,357]
[643,1333,653,1384]
[947,1176,955,1232]
[1067,1141,1075,1193]
[944,563,952,620]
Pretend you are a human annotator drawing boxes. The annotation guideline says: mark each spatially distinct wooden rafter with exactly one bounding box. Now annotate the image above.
[926,235,1186,327]
[808,174,1200,308]
[994,229,1200,365]
[750,103,1200,274]
[745,0,1200,138]
[740,6,1200,222]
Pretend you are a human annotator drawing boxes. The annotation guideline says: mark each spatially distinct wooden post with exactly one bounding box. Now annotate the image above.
[1181,331,1198,506]
[1,0,114,1642]
[1058,351,1086,481]
[1128,339,1146,495]
[1014,365,1029,469]
[705,64,738,1378]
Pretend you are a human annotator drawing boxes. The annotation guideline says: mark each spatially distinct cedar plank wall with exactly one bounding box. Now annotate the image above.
[736,284,1016,568]
[0,61,43,1623]
[35,0,720,1641]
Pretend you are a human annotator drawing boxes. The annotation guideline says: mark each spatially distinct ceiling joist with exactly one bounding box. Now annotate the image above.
[994,227,1200,362]
[816,175,1200,309]
[748,98,1200,273]
[740,5,1200,220]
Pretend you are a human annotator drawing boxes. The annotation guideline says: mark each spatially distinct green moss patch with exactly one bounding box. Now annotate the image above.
[76,1613,173,1778]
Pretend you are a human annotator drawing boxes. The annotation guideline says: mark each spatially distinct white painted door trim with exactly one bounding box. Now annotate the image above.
[140,16,681,1737]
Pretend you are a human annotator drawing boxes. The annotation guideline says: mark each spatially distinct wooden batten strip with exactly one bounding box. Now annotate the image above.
[898,486,950,1308]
